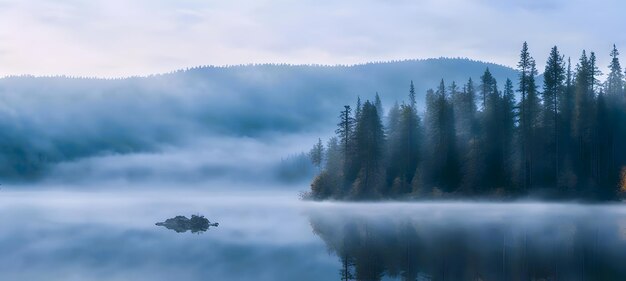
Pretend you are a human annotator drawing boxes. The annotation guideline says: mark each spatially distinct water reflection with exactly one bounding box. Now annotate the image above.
[0,191,337,281]
[307,203,626,281]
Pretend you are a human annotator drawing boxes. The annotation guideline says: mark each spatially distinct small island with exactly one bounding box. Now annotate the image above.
[156,215,219,233]
[305,43,626,201]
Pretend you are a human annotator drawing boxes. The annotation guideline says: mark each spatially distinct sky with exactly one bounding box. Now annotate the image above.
[0,0,625,77]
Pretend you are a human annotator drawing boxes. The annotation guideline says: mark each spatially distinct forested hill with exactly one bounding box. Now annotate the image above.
[0,58,521,180]
[306,44,626,201]
[0,58,520,136]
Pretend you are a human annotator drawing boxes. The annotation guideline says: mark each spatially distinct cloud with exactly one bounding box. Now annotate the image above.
[0,0,625,77]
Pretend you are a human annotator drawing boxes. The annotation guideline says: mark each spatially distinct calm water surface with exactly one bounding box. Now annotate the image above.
[1,190,626,281]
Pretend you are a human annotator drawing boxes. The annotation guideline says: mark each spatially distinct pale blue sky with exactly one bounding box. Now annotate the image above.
[0,0,624,77]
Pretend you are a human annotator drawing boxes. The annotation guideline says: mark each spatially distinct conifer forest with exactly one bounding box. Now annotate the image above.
[308,43,626,201]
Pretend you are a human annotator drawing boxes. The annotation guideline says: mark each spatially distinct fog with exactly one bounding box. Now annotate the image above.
[0,58,520,185]
[42,135,319,187]
[2,191,625,280]
[0,191,337,281]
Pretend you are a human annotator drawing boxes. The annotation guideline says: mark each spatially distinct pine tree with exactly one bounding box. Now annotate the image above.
[595,93,614,198]
[589,52,603,94]
[479,68,495,110]
[324,137,344,198]
[425,80,460,193]
[352,101,386,199]
[386,101,402,192]
[387,84,423,197]
[387,102,401,136]
[605,45,626,199]
[573,50,595,191]
[501,78,517,191]
[336,105,356,191]
[454,78,478,143]
[558,57,576,190]
[606,44,624,97]
[542,46,566,187]
[374,92,384,119]
[517,42,540,190]
[355,96,362,120]
[309,138,324,170]
[336,106,355,161]
[409,80,417,109]
[478,69,507,191]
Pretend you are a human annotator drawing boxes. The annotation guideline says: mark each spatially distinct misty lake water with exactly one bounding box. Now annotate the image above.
[2,190,626,281]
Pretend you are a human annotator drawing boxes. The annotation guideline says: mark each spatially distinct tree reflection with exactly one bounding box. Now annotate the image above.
[308,206,626,280]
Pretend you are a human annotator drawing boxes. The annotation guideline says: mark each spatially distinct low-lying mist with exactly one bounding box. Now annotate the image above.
[0,58,519,185]
[1,191,624,280]
[42,135,319,187]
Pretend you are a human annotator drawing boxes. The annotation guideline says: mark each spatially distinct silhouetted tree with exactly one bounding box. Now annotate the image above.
[479,68,495,110]
[542,46,566,187]
[573,50,595,192]
[501,78,517,192]
[606,45,624,97]
[517,42,540,190]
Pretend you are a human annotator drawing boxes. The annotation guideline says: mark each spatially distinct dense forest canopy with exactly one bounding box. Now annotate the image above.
[307,43,626,201]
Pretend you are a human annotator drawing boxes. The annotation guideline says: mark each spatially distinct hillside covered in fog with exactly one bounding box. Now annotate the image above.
[0,58,521,182]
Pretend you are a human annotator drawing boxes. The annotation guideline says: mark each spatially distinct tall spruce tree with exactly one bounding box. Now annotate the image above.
[409,80,417,109]
[605,45,626,199]
[479,68,495,110]
[542,46,566,187]
[374,92,384,119]
[517,42,540,190]
[573,50,595,191]
[607,45,624,97]
[336,105,356,192]
[336,106,355,162]
[501,78,517,191]
[355,96,362,120]
[589,52,603,94]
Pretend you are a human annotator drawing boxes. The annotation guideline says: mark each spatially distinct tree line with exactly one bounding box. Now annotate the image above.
[306,42,626,200]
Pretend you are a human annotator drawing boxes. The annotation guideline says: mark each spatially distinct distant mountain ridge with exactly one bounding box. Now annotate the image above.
[2,57,517,80]
[0,58,525,133]
[0,58,530,180]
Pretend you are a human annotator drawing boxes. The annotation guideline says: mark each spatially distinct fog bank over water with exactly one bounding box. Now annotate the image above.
[0,191,336,281]
[41,134,321,187]
[1,191,625,280]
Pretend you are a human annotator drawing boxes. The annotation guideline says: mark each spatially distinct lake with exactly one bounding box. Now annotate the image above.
[1,190,626,281]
